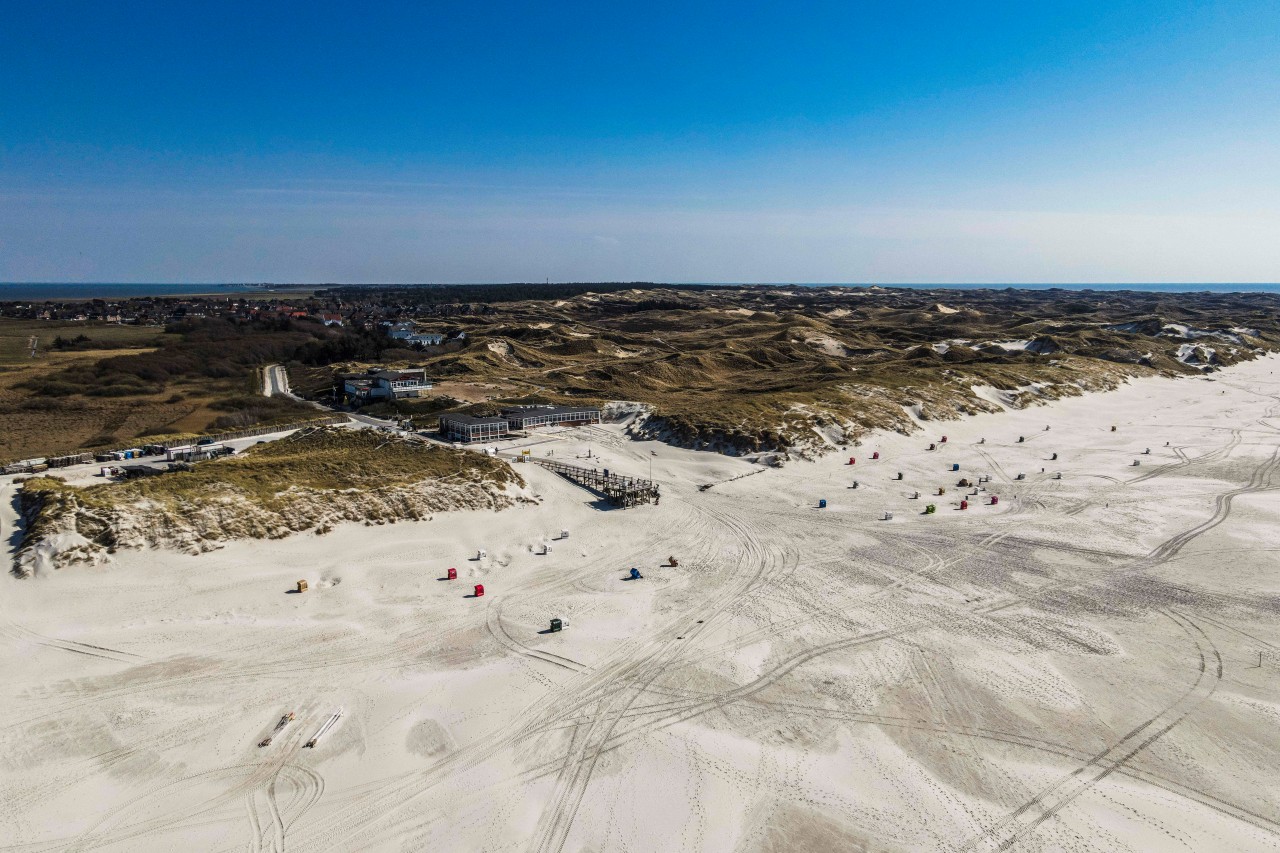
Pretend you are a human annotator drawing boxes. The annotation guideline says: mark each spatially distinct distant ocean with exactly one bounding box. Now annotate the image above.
[742,281,1280,292]
[2,281,1278,302]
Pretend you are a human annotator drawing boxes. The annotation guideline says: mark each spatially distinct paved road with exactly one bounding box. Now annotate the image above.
[347,411,400,428]
[262,364,331,412]
[262,364,293,398]
[261,364,408,433]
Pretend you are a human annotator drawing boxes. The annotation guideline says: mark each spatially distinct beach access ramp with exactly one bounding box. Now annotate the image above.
[534,459,660,507]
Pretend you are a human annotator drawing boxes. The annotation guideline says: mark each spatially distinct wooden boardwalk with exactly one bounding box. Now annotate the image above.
[534,459,660,507]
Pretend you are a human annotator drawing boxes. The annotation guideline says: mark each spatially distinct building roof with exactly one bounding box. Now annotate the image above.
[439,412,508,426]
[373,369,427,381]
[502,405,601,419]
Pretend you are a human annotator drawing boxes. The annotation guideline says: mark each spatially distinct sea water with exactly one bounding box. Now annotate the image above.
[3,281,1278,302]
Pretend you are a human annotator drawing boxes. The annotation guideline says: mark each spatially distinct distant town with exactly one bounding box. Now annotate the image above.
[0,291,440,338]
[0,282,676,328]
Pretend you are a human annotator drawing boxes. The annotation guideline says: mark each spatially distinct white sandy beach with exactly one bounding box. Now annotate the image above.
[3,358,1280,852]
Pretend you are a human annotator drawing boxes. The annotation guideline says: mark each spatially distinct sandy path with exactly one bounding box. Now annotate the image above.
[3,358,1280,851]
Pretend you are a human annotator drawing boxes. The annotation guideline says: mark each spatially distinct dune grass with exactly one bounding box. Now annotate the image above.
[22,427,517,513]
[384,287,1277,453]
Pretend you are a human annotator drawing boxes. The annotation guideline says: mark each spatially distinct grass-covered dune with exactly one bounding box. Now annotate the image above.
[366,286,1280,457]
[13,427,526,575]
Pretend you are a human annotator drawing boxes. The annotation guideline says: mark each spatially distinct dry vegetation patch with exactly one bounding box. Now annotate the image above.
[358,286,1276,456]
[0,318,333,462]
[13,427,525,575]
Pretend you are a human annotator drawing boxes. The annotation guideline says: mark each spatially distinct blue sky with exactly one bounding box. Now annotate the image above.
[2,1,1278,283]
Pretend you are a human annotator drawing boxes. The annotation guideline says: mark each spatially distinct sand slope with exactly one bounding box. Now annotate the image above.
[3,359,1280,851]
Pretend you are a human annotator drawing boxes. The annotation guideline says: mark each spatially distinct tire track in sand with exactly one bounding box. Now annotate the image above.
[528,497,789,853]
[511,449,1279,846]
[956,610,1223,852]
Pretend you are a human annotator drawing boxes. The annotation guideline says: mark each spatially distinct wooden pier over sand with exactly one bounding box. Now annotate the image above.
[534,460,660,507]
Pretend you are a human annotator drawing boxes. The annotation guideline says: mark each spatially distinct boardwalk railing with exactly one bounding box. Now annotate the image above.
[534,459,660,507]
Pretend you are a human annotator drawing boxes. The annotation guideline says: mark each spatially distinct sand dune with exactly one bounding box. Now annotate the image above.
[3,358,1280,851]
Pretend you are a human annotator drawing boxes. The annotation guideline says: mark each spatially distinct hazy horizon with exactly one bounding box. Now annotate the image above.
[4,281,1280,304]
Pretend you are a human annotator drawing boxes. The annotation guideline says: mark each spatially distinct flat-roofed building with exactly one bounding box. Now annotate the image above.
[387,322,445,346]
[502,405,601,431]
[439,412,510,443]
[372,368,431,398]
[339,368,432,403]
[341,376,376,403]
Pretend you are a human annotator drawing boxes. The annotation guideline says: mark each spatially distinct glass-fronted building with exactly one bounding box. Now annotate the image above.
[503,405,601,430]
[438,413,510,443]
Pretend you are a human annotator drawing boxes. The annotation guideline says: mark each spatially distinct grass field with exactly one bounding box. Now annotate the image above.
[0,319,314,462]
[0,318,169,366]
